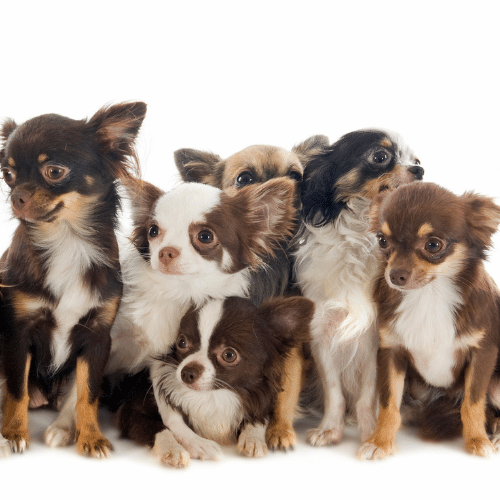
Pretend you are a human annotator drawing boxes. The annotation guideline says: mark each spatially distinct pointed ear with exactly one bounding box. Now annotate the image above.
[369,188,393,233]
[259,296,314,347]
[1,118,17,161]
[88,101,147,180]
[174,148,223,185]
[227,178,296,267]
[292,134,329,167]
[462,192,500,249]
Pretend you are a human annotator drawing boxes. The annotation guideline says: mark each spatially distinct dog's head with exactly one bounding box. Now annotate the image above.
[0,102,146,224]
[171,296,313,399]
[174,135,329,193]
[301,129,424,227]
[129,177,296,278]
[370,182,500,291]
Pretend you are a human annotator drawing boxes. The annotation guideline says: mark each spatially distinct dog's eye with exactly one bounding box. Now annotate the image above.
[235,171,255,187]
[176,335,189,351]
[425,238,443,253]
[378,234,389,249]
[149,225,159,238]
[371,150,391,167]
[220,347,239,364]
[43,166,68,182]
[288,171,302,182]
[1,167,16,185]
[198,230,214,244]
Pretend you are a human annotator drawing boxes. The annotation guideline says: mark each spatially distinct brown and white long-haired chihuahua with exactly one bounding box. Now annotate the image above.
[358,181,500,459]
[174,136,328,451]
[0,102,146,457]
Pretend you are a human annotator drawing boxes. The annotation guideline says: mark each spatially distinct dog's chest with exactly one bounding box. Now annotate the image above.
[390,278,463,388]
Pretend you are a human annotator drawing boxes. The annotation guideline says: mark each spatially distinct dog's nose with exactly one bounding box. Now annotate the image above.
[409,165,425,180]
[158,246,180,267]
[11,190,33,211]
[181,362,204,386]
[390,269,411,287]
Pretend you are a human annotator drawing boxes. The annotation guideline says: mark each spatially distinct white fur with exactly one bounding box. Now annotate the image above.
[237,422,268,457]
[295,197,380,443]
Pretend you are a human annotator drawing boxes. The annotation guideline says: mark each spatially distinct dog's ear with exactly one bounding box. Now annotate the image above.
[292,134,329,168]
[462,192,500,250]
[226,178,296,267]
[88,101,147,180]
[369,188,393,233]
[174,148,223,185]
[0,119,17,161]
[259,296,314,348]
[127,179,165,259]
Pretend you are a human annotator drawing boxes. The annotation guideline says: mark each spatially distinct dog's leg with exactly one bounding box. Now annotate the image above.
[1,354,31,453]
[266,347,303,450]
[44,377,77,448]
[239,422,268,458]
[357,347,406,460]
[308,337,345,446]
[0,377,11,457]
[152,428,191,468]
[487,374,500,447]
[461,345,498,457]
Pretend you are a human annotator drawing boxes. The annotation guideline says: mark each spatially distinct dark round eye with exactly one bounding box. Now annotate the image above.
[289,171,302,182]
[44,166,68,182]
[1,167,16,185]
[372,151,389,164]
[378,235,388,249]
[235,171,254,187]
[198,230,214,244]
[177,335,189,350]
[425,238,443,253]
[149,225,159,238]
[221,348,238,364]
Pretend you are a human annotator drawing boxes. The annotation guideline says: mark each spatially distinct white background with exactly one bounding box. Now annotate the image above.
[1,1,499,498]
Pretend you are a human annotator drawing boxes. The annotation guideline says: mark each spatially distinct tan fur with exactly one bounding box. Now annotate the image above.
[7,157,15,167]
[37,154,48,163]
[417,223,434,237]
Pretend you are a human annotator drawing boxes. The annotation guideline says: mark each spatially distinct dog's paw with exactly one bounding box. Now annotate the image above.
[77,432,113,459]
[307,427,343,447]
[181,435,222,461]
[2,428,30,453]
[357,440,396,460]
[0,436,12,458]
[265,423,296,451]
[465,437,496,458]
[238,434,268,458]
[44,424,75,448]
[153,447,191,468]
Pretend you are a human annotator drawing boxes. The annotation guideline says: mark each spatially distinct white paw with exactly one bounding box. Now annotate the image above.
[9,437,28,453]
[0,437,11,458]
[357,441,396,460]
[238,435,268,458]
[181,435,222,461]
[154,448,191,468]
[307,427,343,446]
[44,425,75,448]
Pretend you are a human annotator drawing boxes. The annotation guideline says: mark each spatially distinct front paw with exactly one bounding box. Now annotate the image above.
[152,446,191,468]
[357,440,396,460]
[266,422,296,451]
[307,427,343,446]
[238,434,268,458]
[44,424,76,448]
[465,437,496,457]
[181,435,222,461]
[0,436,12,458]
[77,432,113,459]
[2,428,30,453]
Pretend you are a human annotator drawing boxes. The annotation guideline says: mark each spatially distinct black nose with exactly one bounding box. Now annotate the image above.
[11,190,33,210]
[181,362,204,385]
[409,165,424,180]
[390,269,411,287]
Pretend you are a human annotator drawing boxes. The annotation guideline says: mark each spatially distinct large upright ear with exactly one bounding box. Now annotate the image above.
[259,296,314,348]
[292,134,329,168]
[88,101,147,180]
[174,148,223,185]
[462,192,500,250]
[0,118,17,161]
[225,178,296,267]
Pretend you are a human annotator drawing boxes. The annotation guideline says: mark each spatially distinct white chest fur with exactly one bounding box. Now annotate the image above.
[391,277,463,388]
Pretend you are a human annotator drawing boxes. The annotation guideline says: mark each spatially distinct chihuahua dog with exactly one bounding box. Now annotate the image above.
[174,136,328,450]
[358,182,500,459]
[295,129,424,446]
[0,102,146,457]
[44,177,297,448]
[118,295,314,467]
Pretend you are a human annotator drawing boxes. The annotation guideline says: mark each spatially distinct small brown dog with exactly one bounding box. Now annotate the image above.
[358,182,500,459]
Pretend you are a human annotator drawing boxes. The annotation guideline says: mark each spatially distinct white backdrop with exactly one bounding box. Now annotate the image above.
[1,1,499,498]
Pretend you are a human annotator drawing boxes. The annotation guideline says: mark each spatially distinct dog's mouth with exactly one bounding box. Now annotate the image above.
[12,201,64,223]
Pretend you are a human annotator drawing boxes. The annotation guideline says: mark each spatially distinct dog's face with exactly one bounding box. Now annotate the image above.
[0,102,146,224]
[301,129,424,226]
[170,296,313,394]
[370,182,500,291]
[130,178,296,278]
[174,135,329,192]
